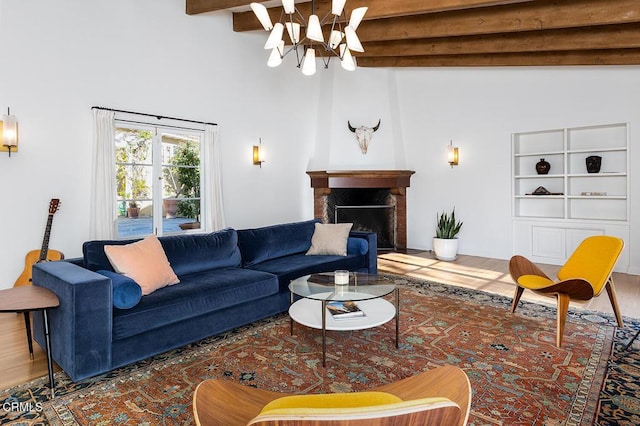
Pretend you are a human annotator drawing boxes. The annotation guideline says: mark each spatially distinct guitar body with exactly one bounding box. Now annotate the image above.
[14,249,65,287]
[13,198,63,287]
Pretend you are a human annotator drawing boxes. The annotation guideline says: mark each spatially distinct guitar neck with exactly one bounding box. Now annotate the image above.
[39,214,55,261]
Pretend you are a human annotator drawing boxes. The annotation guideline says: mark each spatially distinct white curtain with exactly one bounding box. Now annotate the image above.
[202,124,226,231]
[90,109,116,239]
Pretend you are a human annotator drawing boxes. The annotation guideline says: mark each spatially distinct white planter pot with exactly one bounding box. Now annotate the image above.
[433,238,459,261]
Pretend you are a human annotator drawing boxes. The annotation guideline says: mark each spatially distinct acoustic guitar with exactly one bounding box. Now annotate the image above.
[14,198,65,287]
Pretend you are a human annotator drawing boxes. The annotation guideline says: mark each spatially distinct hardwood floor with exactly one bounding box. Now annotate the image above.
[1,251,638,392]
[379,251,639,320]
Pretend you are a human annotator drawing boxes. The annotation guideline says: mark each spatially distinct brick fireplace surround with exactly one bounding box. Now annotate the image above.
[307,170,415,250]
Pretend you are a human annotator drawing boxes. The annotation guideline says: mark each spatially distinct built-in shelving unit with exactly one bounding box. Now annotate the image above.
[512,123,629,271]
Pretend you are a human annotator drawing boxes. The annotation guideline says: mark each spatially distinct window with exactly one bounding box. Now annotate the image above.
[115,123,203,238]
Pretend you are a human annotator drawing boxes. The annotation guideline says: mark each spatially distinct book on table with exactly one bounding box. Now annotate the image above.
[327,301,366,320]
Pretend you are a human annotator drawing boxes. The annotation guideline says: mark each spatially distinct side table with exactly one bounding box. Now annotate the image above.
[0,285,59,398]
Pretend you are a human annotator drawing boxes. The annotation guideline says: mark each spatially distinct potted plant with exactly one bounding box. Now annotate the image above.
[127,201,140,218]
[433,208,463,261]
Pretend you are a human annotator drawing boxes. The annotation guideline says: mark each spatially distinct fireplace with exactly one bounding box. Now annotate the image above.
[307,170,415,250]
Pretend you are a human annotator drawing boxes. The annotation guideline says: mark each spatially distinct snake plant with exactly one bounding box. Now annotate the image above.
[435,209,463,239]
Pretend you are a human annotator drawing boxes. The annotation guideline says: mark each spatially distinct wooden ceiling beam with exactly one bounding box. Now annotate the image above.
[356,49,640,67]
[355,0,640,42]
[189,0,640,68]
[186,0,245,15]
[231,0,534,31]
[360,24,640,57]
[187,0,533,17]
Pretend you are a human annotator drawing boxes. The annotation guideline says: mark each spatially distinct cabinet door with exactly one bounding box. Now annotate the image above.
[532,226,566,259]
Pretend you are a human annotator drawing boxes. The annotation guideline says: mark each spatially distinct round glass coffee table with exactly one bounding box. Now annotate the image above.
[288,272,399,367]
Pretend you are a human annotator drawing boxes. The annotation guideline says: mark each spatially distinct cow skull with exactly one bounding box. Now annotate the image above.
[348,119,381,154]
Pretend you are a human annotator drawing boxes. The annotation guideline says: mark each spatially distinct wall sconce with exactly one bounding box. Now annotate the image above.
[447,140,459,167]
[0,108,18,157]
[253,138,265,167]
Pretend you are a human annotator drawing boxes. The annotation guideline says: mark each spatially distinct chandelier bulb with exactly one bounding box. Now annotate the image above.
[345,26,364,53]
[329,30,344,49]
[332,0,347,16]
[348,6,368,31]
[250,3,273,31]
[340,44,356,71]
[306,15,324,43]
[285,22,300,44]
[302,48,317,76]
[267,41,284,67]
[264,23,284,50]
[281,0,295,14]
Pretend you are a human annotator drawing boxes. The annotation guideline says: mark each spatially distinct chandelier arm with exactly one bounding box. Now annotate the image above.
[293,8,306,25]
[294,44,304,67]
[319,10,334,26]
[320,52,331,69]
[282,43,299,59]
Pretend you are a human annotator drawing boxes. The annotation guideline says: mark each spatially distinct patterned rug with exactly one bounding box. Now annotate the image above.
[1,274,639,425]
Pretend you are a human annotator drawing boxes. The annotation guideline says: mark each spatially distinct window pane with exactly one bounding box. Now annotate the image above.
[115,128,154,238]
[161,133,201,233]
[113,126,204,239]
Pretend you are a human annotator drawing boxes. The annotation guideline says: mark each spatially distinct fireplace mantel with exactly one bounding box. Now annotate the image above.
[307,170,415,191]
[307,170,415,250]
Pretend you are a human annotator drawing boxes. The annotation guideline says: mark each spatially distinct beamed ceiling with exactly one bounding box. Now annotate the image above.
[186,0,640,67]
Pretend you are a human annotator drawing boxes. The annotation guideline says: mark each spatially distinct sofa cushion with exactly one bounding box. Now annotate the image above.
[83,238,137,272]
[111,267,278,340]
[306,223,353,256]
[159,228,242,276]
[82,228,241,275]
[237,219,319,267]
[347,238,369,256]
[96,270,143,309]
[246,253,367,290]
[104,235,180,296]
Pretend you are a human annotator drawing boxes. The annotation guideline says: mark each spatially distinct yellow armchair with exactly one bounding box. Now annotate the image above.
[193,365,471,426]
[509,235,624,347]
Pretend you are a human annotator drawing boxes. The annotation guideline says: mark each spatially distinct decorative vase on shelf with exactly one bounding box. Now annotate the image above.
[586,155,602,173]
[535,158,550,175]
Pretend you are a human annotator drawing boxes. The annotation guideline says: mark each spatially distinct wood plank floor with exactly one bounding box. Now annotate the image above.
[1,251,638,392]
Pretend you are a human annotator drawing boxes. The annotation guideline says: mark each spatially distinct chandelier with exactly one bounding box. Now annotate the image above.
[250,0,368,76]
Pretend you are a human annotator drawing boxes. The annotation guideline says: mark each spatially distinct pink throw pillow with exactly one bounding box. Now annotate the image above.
[104,235,180,296]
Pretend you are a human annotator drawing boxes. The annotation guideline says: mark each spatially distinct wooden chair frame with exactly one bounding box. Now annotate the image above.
[193,365,471,426]
[508,236,624,347]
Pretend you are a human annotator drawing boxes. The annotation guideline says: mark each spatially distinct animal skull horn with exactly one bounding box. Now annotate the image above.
[347,119,381,154]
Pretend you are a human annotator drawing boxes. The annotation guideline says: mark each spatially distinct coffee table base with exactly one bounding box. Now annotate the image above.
[289,289,399,367]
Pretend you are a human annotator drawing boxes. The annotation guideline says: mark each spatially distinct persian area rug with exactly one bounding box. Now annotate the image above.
[1,274,639,425]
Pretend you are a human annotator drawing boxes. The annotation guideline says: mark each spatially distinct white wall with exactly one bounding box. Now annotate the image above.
[396,67,640,272]
[0,0,322,287]
[308,67,407,171]
[0,0,638,290]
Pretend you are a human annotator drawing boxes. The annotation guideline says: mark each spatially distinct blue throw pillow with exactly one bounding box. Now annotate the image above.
[97,270,142,309]
[347,238,369,255]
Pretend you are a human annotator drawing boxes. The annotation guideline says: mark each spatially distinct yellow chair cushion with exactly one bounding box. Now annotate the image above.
[517,274,554,290]
[250,393,455,423]
[260,391,402,413]
[558,236,623,294]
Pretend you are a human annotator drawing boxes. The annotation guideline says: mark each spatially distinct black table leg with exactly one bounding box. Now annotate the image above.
[43,309,55,398]
[23,311,34,360]
[322,300,327,367]
[395,288,400,349]
[624,328,640,351]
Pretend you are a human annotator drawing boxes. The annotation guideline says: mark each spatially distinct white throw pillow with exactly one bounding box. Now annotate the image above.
[306,223,353,256]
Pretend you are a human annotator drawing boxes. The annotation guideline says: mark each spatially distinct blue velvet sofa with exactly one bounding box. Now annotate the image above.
[32,219,377,382]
